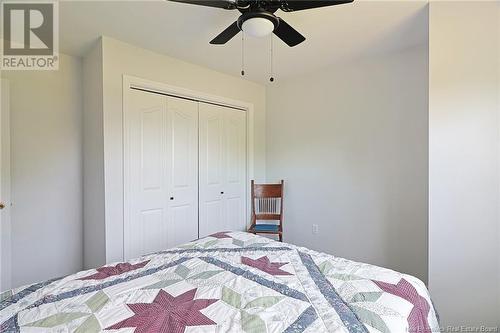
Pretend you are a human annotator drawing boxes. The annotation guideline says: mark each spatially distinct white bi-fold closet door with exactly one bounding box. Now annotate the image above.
[199,103,247,238]
[124,88,246,260]
[124,89,199,260]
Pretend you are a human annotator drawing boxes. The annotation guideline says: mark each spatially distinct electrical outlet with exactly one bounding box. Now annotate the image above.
[312,224,319,234]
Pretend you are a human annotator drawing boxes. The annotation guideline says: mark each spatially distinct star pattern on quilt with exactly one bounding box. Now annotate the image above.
[79,260,150,280]
[373,278,431,333]
[241,256,292,276]
[210,231,232,239]
[105,288,217,333]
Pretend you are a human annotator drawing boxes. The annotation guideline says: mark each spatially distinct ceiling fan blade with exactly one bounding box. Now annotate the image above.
[273,18,305,47]
[169,0,237,10]
[210,21,240,44]
[280,0,353,12]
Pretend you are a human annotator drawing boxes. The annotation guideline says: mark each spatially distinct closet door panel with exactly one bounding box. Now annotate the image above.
[224,109,247,232]
[124,89,168,260]
[199,103,247,237]
[141,209,166,255]
[166,97,199,246]
[141,110,163,191]
[199,103,225,237]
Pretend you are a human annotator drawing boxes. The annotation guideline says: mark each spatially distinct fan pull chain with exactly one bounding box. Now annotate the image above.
[269,35,274,82]
[241,34,245,76]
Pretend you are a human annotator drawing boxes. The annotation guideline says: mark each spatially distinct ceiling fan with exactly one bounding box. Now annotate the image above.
[169,0,354,47]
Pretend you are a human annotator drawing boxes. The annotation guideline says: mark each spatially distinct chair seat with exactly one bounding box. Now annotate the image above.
[252,224,280,232]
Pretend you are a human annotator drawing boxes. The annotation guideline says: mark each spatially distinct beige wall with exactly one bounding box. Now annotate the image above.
[84,36,267,264]
[83,42,105,269]
[1,54,83,287]
[429,1,500,327]
[266,45,429,283]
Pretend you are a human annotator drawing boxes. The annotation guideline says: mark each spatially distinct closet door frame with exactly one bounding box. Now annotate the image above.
[123,75,255,248]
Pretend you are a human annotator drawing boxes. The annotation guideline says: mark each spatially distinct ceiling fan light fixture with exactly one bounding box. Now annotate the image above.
[241,17,275,37]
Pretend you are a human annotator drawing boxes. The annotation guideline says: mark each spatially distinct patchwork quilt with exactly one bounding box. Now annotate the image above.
[0,232,439,332]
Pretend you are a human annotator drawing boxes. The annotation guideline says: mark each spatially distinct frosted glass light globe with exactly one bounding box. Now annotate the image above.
[241,17,274,37]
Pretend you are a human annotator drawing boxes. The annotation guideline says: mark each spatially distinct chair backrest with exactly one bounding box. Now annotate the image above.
[251,180,284,221]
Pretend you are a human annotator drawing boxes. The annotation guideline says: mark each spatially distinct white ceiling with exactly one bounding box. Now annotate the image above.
[60,0,429,84]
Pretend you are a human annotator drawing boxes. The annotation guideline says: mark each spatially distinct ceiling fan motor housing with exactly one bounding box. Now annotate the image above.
[237,10,280,33]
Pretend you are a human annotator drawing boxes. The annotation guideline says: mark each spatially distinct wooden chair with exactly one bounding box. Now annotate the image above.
[247,180,284,242]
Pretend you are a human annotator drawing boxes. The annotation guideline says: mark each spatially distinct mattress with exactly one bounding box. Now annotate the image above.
[0,231,439,332]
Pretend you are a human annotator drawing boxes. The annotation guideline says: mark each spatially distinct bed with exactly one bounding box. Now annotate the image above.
[0,232,439,332]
